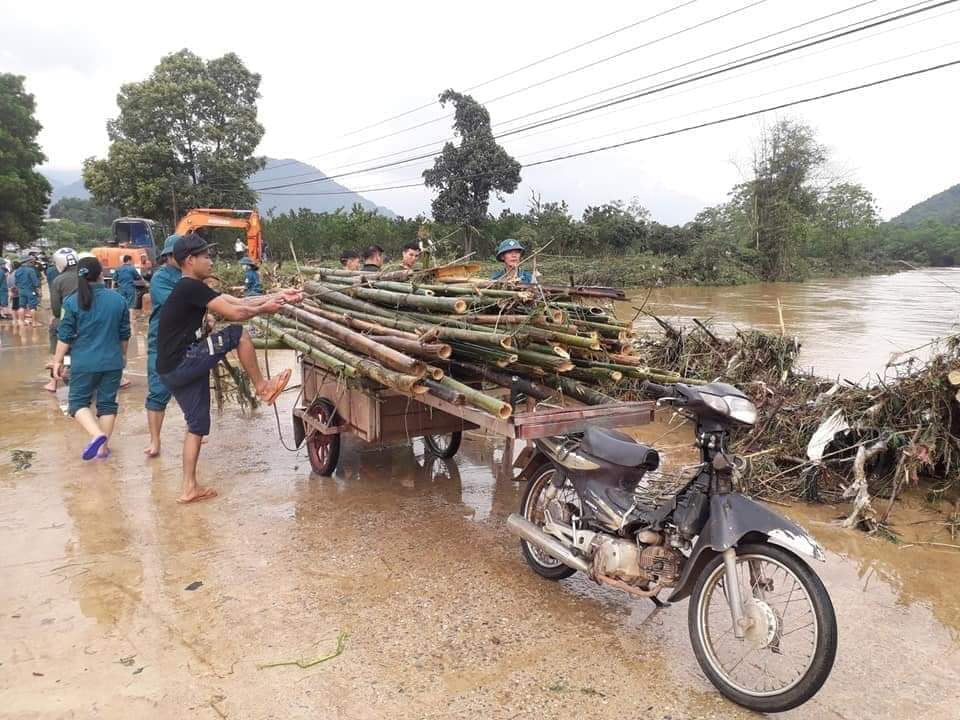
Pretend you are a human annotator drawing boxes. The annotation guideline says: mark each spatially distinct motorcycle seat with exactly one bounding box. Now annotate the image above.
[581,427,660,470]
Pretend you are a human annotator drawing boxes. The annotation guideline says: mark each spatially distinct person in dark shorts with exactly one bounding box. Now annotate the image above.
[156,233,304,504]
[51,257,130,460]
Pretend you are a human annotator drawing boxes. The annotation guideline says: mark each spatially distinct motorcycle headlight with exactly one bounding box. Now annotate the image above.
[725,396,757,426]
[701,394,729,416]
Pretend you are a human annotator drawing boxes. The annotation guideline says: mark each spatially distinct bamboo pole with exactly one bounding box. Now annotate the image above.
[423,379,464,405]
[307,306,421,340]
[565,367,623,384]
[439,376,512,419]
[279,306,426,378]
[341,285,469,314]
[538,373,617,406]
[253,320,359,379]
[449,361,558,402]
[367,335,452,360]
[282,328,427,395]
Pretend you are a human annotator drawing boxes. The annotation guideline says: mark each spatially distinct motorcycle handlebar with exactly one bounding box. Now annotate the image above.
[641,381,673,399]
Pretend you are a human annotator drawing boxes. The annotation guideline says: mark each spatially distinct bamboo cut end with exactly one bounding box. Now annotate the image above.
[452,299,468,314]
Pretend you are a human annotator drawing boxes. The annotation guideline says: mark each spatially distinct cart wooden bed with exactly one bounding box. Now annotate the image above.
[292,358,656,475]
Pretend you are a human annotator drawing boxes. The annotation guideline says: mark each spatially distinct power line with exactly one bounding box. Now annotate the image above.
[248,0,900,189]
[493,0,958,141]
[255,59,960,197]
[340,0,704,138]
[259,0,770,174]
[252,0,955,193]
[257,1,705,177]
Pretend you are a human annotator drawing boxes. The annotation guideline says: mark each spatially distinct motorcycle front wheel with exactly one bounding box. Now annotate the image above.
[688,542,837,713]
[519,466,579,580]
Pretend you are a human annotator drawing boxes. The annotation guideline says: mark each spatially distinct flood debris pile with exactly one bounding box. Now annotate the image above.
[251,265,686,422]
[628,318,960,530]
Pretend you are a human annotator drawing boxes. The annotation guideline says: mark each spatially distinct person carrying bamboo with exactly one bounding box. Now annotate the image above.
[51,257,130,461]
[155,233,303,504]
[492,238,537,284]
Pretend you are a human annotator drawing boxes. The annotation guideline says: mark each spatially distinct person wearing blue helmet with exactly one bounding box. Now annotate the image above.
[144,235,182,458]
[492,238,536,284]
[239,256,263,296]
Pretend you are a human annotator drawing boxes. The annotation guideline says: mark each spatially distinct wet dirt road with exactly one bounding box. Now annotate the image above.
[3,318,960,719]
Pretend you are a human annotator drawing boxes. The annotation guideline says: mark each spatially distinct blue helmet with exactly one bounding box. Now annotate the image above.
[159,234,181,259]
[239,256,256,266]
[495,238,525,260]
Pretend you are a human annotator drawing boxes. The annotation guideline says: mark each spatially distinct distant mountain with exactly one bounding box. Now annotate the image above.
[41,170,91,205]
[41,159,397,218]
[251,158,396,218]
[891,184,960,227]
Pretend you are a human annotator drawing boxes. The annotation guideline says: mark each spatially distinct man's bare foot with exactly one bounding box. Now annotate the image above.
[119,376,131,389]
[177,487,218,504]
[43,379,57,393]
[257,368,292,405]
[144,443,160,458]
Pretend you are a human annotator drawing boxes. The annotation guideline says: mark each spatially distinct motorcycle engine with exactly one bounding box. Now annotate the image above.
[592,536,684,587]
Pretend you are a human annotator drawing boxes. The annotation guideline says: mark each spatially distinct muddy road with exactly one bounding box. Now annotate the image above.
[3,318,960,719]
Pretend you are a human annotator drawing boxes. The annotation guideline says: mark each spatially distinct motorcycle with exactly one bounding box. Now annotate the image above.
[506,380,837,713]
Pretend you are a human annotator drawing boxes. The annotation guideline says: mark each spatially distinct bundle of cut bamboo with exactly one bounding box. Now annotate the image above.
[252,266,689,421]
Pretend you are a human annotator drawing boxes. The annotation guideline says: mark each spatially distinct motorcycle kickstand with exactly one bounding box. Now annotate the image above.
[649,594,669,609]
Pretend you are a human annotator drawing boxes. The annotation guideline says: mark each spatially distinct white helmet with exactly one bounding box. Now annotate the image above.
[53,247,79,273]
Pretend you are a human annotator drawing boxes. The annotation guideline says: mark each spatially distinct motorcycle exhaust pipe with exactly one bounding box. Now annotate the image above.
[506,513,591,574]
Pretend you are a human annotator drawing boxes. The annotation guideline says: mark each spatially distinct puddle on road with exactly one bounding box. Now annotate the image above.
[3,318,960,718]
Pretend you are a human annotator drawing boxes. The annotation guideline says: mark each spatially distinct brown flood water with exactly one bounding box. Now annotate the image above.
[618,267,960,380]
[3,277,960,718]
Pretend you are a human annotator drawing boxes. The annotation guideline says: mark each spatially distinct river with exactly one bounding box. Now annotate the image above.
[619,267,960,381]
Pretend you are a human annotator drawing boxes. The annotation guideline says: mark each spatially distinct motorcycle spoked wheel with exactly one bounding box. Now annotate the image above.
[688,542,837,713]
[519,465,580,580]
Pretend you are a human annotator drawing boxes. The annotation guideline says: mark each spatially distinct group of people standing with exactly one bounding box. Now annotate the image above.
[0,256,46,324]
[338,242,423,272]
[41,234,301,504]
[336,238,536,283]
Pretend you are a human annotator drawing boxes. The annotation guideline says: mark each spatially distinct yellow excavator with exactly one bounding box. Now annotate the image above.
[175,208,264,262]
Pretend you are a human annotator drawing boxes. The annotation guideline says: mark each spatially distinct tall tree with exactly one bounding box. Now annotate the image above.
[423,89,521,253]
[0,74,51,248]
[83,50,265,227]
[741,119,827,280]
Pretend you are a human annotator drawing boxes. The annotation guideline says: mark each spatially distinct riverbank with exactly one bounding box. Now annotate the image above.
[245,254,901,288]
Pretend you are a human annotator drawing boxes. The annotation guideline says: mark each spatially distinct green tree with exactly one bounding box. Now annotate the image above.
[739,119,826,279]
[83,50,265,227]
[0,74,51,248]
[812,183,878,258]
[48,197,119,228]
[423,89,521,253]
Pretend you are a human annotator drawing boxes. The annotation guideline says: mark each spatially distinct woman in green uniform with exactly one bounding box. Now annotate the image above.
[52,257,131,460]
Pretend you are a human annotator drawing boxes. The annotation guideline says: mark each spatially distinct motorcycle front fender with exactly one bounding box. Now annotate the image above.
[667,493,825,603]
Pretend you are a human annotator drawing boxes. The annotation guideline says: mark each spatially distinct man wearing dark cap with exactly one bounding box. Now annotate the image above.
[156,233,304,503]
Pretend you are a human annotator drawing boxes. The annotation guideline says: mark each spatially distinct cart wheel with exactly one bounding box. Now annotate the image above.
[306,400,340,475]
[424,431,462,459]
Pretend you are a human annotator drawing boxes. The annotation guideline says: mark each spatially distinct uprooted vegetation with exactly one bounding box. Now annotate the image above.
[619,318,960,531]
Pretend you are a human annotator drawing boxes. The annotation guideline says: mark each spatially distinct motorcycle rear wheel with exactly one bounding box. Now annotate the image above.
[519,466,578,580]
[688,542,837,713]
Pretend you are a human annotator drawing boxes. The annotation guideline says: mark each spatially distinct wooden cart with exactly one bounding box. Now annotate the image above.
[292,358,657,475]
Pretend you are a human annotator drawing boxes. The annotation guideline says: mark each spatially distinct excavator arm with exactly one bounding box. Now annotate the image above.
[174,209,263,262]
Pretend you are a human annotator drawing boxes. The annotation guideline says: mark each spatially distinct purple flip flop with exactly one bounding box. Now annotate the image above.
[82,435,108,461]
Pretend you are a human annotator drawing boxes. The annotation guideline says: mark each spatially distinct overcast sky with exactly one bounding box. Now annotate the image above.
[3,0,959,223]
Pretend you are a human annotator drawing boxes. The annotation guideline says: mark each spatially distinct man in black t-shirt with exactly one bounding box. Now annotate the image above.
[156,233,304,504]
